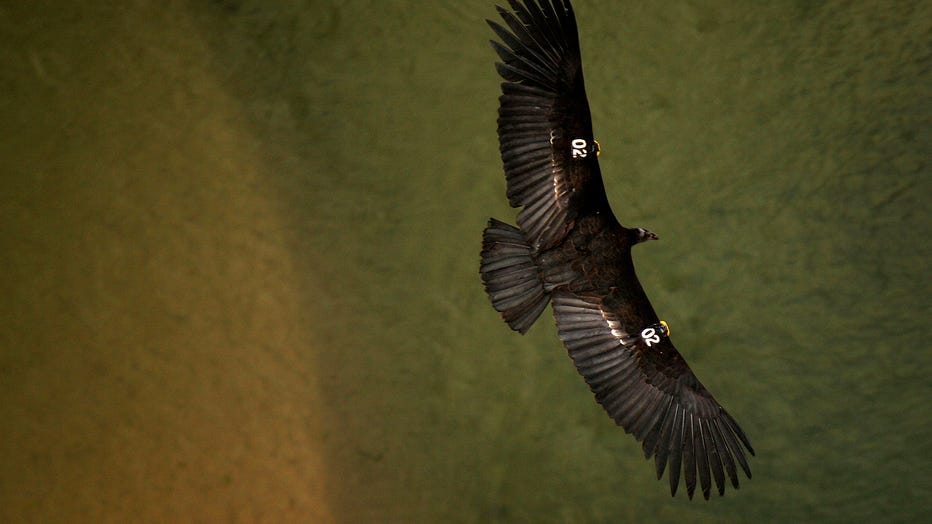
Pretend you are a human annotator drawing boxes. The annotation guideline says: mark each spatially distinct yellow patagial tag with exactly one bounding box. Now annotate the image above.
[594,139,601,157]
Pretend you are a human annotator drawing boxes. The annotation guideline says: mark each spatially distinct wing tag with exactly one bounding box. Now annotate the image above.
[571,138,601,159]
[640,320,670,347]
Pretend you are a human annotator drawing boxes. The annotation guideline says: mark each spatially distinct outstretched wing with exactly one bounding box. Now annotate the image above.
[489,0,614,252]
[551,290,755,500]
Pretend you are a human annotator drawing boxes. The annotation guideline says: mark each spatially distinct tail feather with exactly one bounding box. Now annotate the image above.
[480,218,550,333]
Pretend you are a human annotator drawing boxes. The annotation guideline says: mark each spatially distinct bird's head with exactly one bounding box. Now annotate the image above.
[634,227,659,244]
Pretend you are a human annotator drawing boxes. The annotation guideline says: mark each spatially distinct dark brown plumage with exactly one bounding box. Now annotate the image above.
[479,0,754,500]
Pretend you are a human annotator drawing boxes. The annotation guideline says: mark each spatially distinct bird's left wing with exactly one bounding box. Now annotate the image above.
[552,289,755,499]
[489,0,613,251]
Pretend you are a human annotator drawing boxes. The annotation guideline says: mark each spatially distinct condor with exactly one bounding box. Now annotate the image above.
[479,0,754,500]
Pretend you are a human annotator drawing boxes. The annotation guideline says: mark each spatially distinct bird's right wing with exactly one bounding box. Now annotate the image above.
[489,0,613,251]
[551,289,755,499]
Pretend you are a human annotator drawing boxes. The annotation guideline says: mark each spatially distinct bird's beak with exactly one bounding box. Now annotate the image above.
[647,232,659,240]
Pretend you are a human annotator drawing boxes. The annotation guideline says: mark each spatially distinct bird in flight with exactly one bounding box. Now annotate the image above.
[479,0,754,500]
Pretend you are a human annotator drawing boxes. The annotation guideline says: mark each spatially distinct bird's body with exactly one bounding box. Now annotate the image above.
[479,0,754,500]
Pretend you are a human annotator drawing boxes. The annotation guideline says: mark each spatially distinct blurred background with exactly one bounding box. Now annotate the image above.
[1,1,929,522]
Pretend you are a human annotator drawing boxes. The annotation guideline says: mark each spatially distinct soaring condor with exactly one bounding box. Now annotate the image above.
[479,0,755,500]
